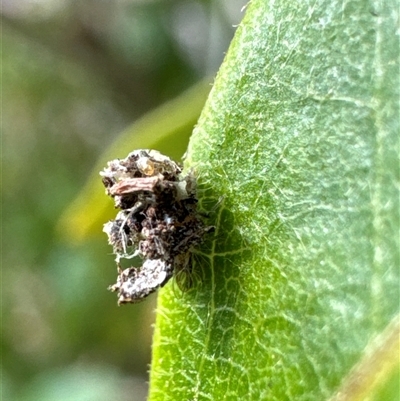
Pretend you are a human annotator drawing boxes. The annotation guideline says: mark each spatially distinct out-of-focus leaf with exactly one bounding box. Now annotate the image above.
[149,1,399,400]
[57,79,211,243]
[328,314,400,401]
[19,365,147,401]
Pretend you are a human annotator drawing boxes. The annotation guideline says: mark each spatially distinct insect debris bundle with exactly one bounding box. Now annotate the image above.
[100,149,211,304]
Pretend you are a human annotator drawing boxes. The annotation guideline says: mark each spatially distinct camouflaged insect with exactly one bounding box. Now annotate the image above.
[101,149,210,305]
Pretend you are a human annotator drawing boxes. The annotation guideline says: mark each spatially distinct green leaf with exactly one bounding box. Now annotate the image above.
[57,80,210,242]
[149,1,399,400]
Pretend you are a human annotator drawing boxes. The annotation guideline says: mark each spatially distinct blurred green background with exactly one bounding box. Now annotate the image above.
[2,1,245,400]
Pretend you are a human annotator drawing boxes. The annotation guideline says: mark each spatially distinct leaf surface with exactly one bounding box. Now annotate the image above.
[149,1,399,400]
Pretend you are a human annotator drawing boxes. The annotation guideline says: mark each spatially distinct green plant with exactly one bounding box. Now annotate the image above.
[61,0,399,399]
[149,1,399,400]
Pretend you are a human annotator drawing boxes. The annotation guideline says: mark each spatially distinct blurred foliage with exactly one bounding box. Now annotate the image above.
[2,1,245,400]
